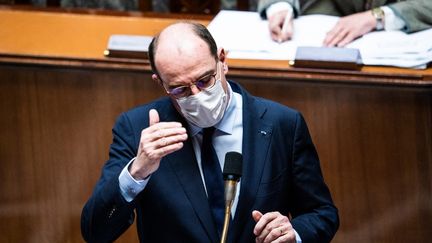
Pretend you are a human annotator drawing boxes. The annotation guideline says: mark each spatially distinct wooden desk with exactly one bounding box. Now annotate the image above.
[0,8,431,243]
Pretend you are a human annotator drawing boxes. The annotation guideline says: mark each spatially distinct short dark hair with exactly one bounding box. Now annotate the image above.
[148,22,218,76]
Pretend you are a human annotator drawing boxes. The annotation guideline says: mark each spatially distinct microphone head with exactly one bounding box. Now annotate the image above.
[223,152,242,181]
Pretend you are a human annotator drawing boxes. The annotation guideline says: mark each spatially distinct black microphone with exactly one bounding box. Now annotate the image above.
[220,152,242,243]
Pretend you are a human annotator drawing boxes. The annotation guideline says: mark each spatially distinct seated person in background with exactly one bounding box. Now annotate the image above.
[58,0,257,13]
[81,21,339,242]
[59,0,138,11]
[258,0,432,46]
[57,0,171,12]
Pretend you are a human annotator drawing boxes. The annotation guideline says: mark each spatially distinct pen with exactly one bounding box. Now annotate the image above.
[279,9,292,43]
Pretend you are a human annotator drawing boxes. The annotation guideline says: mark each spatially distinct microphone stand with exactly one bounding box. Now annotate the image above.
[220,151,242,243]
[220,180,236,243]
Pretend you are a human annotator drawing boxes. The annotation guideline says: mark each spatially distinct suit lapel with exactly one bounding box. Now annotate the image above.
[160,104,219,242]
[228,87,273,242]
[166,140,220,242]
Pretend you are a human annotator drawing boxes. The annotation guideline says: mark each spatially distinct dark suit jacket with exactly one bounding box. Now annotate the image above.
[81,81,339,243]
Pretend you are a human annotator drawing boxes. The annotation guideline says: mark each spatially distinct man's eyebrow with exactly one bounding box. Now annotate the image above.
[196,69,216,80]
[167,68,215,88]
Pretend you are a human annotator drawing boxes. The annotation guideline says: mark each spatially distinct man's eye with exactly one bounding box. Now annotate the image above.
[171,86,187,95]
[196,76,212,88]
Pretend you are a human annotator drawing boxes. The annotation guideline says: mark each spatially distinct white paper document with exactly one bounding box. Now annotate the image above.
[208,10,338,61]
[346,30,432,69]
[208,10,432,69]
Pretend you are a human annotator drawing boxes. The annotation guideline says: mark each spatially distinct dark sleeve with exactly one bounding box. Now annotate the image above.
[289,113,339,243]
[81,113,140,243]
[387,0,432,33]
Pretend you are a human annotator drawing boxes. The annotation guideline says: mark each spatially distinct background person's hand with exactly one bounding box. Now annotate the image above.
[268,10,294,43]
[323,10,377,47]
[129,109,188,180]
[252,210,296,243]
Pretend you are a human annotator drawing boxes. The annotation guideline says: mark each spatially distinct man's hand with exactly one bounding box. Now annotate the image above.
[129,109,188,180]
[268,10,294,43]
[323,10,377,47]
[252,210,296,243]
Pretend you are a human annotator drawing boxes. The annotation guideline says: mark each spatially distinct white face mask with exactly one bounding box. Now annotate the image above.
[176,74,228,128]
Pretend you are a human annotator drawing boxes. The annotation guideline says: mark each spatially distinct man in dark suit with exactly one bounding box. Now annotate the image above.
[81,21,339,243]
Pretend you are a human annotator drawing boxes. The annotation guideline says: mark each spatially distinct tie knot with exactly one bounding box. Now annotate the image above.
[202,127,216,139]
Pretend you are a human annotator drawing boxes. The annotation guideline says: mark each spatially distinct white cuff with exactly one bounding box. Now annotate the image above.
[381,6,405,31]
[266,2,293,19]
[118,157,150,202]
[294,229,302,243]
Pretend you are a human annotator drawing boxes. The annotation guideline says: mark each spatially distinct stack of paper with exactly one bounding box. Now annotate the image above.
[208,10,432,69]
[208,10,337,61]
[346,29,432,69]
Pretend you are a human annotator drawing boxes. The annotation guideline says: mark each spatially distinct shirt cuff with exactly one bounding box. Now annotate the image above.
[266,2,293,19]
[294,229,302,243]
[118,157,150,202]
[381,6,405,31]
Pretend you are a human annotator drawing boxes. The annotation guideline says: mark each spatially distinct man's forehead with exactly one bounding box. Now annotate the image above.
[154,23,215,74]
[159,38,207,56]
[159,26,205,49]
[158,23,196,45]
[156,31,211,62]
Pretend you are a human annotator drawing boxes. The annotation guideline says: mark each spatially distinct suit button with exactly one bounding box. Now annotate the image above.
[108,206,117,219]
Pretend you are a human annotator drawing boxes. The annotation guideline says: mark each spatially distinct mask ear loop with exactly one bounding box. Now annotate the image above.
[218,61,226,81]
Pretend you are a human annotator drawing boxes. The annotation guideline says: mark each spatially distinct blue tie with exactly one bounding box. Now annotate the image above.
[201,127,225,234]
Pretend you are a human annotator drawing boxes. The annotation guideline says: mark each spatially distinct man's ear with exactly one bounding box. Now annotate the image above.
[152,74,163,86]
[218,47,226,63]
[217,48,228,73]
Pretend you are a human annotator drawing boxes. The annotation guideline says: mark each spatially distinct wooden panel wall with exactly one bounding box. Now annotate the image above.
[0,64,158,242]
[0,63,431,242]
